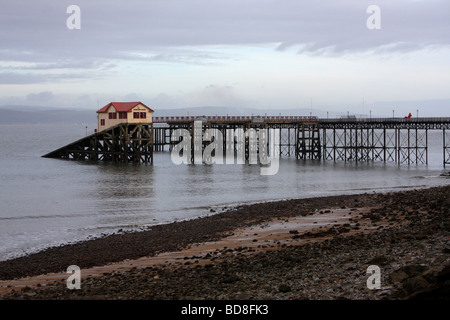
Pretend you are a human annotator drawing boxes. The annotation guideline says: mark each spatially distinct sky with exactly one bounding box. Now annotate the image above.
[1,0,449,116]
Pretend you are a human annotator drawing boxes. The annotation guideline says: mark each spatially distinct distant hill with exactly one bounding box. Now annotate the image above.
[0,108,94,125]
[151,106,327,117]
[1,99,447,124]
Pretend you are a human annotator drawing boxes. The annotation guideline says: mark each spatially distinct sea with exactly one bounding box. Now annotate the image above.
[0,124,449,261]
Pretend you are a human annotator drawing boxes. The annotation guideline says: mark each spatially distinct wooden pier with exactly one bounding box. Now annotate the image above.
[43,123,154,163]
[43,115,450,167]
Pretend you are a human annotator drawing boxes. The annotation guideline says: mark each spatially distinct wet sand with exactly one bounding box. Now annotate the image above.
[1,185,449,300]
[0,207,376,295]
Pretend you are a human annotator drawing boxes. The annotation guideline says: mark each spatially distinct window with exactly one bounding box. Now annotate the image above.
[118,112,127,119]
[108,112,117,119]
[133,111,147,119]
[100,119,105,126]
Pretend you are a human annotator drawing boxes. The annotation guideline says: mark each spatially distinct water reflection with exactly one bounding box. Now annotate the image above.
[90,163,156,228]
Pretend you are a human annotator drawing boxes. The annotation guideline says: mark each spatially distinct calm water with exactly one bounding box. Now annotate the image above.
[0,124,449,261]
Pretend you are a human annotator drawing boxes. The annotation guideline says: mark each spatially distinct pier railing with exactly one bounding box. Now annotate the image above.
[153,115,319,123]
[153,115,450,125]
[319,117,450,123]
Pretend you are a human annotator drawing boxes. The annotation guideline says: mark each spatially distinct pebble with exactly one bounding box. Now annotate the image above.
[2,186,450,300]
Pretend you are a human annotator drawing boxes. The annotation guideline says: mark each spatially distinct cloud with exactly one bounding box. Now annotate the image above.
[1,0,449,111]
[144,85,255,109]
[1,0,449,65]
[184,85,242,107]
[26,91,54,103]
[0,71,94,85]
[5,60,114,71]
[120,48,232,66]
[0,73,45,85]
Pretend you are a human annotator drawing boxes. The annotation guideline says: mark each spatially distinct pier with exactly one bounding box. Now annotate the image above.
[43,115,450,167]
[43,123,154,163]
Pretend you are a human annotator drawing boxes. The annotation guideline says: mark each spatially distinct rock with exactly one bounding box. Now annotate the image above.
[435,264,450,283]
[409,283,450,300]
[221,274,240,284]
[367,255,389,265]
[407,264,450,300]
[414,233,428,240]
[235,292,251,300]
[390,270,409,283]
[279,284,291,293]
[25,292,37,297]
[402,276,429,293]
[401,265,428,277]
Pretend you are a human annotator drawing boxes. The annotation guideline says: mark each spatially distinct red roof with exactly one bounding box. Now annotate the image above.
[96,102,154,113]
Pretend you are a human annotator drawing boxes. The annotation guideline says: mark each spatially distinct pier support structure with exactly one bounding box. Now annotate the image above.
[321,128,428,164]
[43,116,450,167]
[444,129,450,168]
[296,123,321,160]
[397,128,428,165]
[43,123,154,163]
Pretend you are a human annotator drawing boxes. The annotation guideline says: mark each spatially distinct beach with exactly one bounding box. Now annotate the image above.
[0,185,449,300]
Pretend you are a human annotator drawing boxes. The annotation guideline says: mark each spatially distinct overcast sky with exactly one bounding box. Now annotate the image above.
[1,0,449,116]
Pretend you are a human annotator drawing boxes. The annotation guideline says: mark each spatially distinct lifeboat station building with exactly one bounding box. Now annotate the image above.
[97,102,154,131]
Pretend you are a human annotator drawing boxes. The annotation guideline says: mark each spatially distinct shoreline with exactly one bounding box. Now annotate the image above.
[1,182,442,263]
[0,207,373,295]
[1,184,449,299]
[0,189,391,280]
